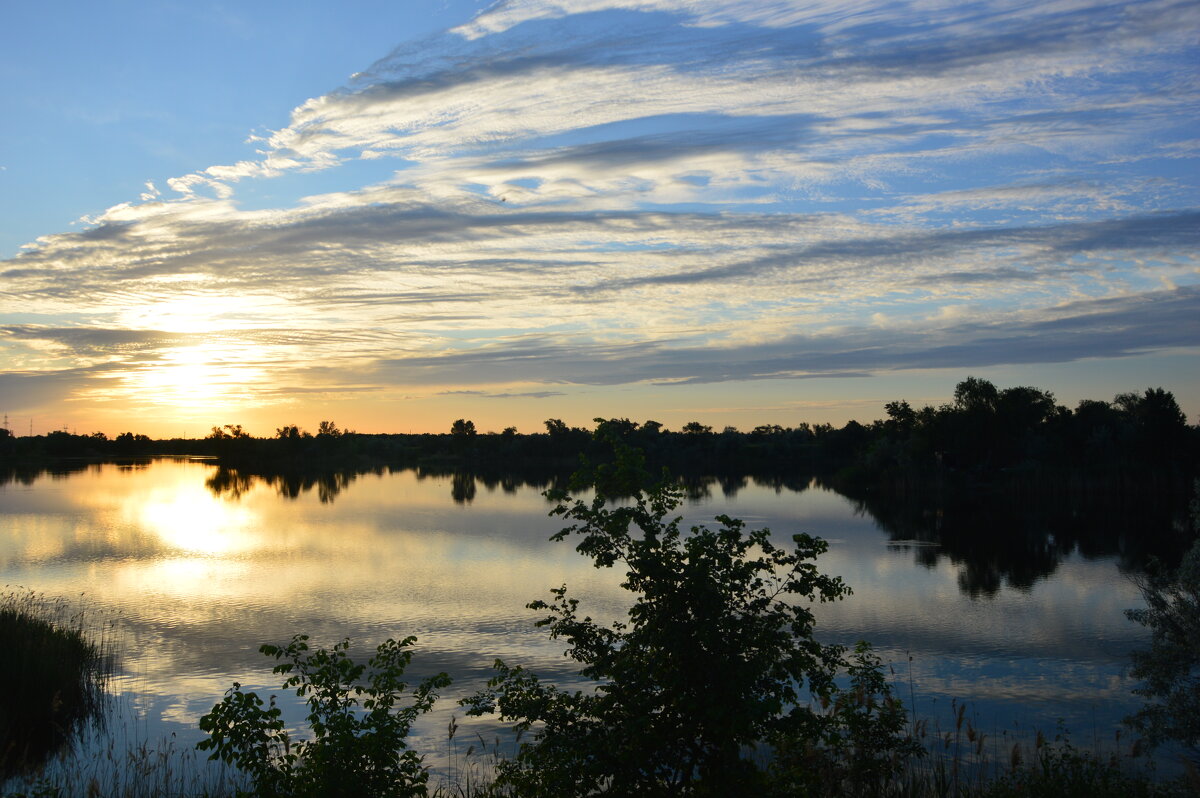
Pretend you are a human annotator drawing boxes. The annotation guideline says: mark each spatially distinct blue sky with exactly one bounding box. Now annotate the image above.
[1,0,1197,436]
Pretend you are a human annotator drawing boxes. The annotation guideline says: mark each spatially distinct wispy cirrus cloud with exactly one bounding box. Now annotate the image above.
[366,287,1200,388]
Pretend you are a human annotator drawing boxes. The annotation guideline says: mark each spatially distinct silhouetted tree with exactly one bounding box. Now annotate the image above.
[592,417,638,441]
[751,424,785,437]
[1117,387,1189,462]
[884,400,916,432]
[207,424,250,440]
[463,445,914,795]
[317,420,343,438]
[113,431,152,455]
[954,376,999,413]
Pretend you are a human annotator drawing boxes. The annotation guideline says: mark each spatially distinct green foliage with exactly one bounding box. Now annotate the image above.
[1125,479,1200,760]
[462,443,921,796]
[769,642,924,795]
[197,634,450,798]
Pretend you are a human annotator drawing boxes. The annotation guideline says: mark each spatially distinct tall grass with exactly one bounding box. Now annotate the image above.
[0,590,247,798]
[1,732,248,798]
[4,697,1195,797]
[0,589,115,780]
[872,700,1198,798]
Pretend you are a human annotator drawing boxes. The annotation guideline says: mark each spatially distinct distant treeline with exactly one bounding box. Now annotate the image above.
[2,378,1196,489]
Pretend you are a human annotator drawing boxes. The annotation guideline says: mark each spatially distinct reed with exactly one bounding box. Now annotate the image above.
[431,717,516,798]
[4,704,1194,797]
[1,732,248,798]
[0,589,115,780]
[884,711,1196,798]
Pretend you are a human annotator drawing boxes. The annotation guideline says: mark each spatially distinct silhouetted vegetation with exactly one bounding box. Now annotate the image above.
[850,382,1195,492]
[461,442,919,795]
[194,444,922,796]
[181,444,1197,797]
[199,635,449,798]
[1124,479,1200,765]
[0,591,112,779]
[4,440,1198,795]
[5,376,1194,604]
[4,380,1195,497]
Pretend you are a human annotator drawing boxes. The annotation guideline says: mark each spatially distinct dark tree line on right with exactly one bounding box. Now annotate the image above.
[3,378,1196,496]
[855,378,1194,486]
[506,378,1199,492]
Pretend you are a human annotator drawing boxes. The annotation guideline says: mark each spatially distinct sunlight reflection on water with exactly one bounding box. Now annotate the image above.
[0,458,1163,778]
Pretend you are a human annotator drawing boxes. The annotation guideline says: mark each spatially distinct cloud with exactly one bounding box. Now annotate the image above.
[1,1,1197,421]
[586,210,1200,291]
[1,326,190,354]
[0,365,123,413]
[367,286,1200,388]
[166,0,1191,205]
[439,388,566,399]
[485,390,567,399]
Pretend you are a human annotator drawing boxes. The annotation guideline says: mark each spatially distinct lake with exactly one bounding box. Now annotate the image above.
[0,457,1182,782]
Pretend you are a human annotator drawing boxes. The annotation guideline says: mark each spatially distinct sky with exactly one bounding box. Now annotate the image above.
[1,0,1198,437]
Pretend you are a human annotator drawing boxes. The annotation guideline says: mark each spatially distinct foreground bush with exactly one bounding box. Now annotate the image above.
[462,444,919,796]
[1125,479,1200,764]
[198,635,450,798]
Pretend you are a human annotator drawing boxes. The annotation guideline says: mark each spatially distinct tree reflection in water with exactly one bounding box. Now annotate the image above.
[196,462,1193,599]
[841,483,1192,597]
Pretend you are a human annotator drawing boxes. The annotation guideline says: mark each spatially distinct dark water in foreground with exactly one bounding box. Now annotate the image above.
[0,458,1189,780]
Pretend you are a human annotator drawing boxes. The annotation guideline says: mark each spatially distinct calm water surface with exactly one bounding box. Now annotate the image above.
[0,458,1160,772]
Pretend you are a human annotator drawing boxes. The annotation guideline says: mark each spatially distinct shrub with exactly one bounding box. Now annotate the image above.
[462,444,913,796]
[769,641,923,795]
[198,635,450,798]
[1125,478,1200,764]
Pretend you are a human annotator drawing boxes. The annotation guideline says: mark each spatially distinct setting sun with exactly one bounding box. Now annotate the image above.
[127,344,266,411]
